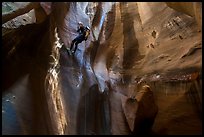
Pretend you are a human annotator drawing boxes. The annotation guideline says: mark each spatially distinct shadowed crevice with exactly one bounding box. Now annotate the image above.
[120,3,144,82]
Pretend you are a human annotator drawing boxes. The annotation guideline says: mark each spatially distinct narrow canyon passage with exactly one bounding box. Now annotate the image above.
[2,2,202,135]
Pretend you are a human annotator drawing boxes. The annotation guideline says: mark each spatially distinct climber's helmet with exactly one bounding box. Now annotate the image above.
[78,22,83,26]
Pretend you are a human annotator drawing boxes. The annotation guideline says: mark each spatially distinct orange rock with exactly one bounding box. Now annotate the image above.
[191,72,199,80]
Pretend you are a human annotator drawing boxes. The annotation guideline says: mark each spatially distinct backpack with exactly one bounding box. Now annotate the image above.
[85,26,91,39]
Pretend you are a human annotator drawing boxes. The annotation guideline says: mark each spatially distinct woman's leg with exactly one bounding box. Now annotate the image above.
[73,41,80,53]
[70,39,77,51]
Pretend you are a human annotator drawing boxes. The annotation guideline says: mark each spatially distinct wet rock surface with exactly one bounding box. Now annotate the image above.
[2,2,202,135]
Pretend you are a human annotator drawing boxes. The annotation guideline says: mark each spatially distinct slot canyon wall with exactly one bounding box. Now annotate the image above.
[2,2,202,135]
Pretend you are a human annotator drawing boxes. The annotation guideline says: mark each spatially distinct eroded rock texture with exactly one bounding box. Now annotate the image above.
[2,2,202,135]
